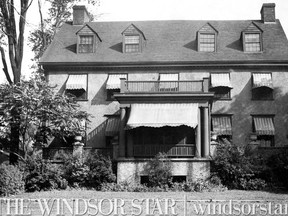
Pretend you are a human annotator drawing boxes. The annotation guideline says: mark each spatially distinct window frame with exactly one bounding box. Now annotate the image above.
[211,114,233,141]
[251,73,273,100]
[65,74,88,101]
[198,32,217,52]
[243,32,263,53]
[123,34,141,53]
[77,34,95,53]
[251,115,275,147]
[106,73,127,101]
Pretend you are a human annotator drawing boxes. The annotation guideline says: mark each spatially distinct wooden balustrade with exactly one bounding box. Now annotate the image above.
[123,80,205,93]
[133,144,195,157]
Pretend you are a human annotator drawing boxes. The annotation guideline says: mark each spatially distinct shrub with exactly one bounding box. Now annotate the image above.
[0,163,25,196]
[211,139,267,190]
[266,153,288,189]
[85,152,116,189]
[145,153,172,188]
[63,152,116,189]
[24,154,67,192]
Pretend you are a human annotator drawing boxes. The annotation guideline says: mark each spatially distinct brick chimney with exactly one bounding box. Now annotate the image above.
[73,5,90,25]
[260,3,276,23]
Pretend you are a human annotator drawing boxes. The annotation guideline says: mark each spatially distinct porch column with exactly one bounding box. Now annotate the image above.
[195,107,201,157]
[119,107,126,158]
[202,107,210,158]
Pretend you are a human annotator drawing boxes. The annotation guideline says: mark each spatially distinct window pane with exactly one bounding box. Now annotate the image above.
[199,34,215,52]
[245,33,261,52]
[125,44,140,53]
[245,34,260,43]
[80,36,93,44]
[125,35,140,44]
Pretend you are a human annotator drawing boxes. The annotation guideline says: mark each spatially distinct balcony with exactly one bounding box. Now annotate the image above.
[120,78,209,94]
[133,144,195,158]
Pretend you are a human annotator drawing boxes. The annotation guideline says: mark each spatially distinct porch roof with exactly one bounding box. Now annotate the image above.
[126,103,198,129]
[105,116,120,136]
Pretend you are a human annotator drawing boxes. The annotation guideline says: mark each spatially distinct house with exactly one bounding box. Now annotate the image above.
[40,3,288,184]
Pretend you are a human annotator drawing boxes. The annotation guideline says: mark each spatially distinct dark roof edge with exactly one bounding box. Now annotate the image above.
[40,60,288,68]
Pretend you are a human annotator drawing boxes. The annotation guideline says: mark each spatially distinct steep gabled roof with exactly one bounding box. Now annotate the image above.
[243,22,263,32]
[40,19,288,65]
[122,24,146,40]
[198,23,218,33]
[76,24,102,42]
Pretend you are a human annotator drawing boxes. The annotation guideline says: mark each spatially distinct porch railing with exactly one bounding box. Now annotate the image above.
[120,78,209,93]
[133,144,195,158]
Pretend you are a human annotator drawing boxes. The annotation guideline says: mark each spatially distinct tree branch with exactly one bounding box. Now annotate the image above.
[0,46,12,84]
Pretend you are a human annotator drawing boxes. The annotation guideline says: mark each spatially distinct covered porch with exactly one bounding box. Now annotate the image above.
[114,78,214,183]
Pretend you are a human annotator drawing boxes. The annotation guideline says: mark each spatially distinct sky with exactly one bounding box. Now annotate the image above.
[1,0,288,83]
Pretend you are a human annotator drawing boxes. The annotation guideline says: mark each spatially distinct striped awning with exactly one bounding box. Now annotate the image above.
[253,117,275,135]
[210,73,232,88]
[66,74,87,90]
[105,117,120,136]
[106,74,127,89]
[159,73,178,89]
[252,73,273,89]
[212,116,232,135]
[126,103,198,129]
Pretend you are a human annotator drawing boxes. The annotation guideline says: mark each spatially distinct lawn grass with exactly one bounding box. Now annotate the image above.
[2,190,288,216]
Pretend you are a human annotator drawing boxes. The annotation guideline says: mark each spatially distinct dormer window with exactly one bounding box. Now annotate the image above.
[76,24,101,54]
[242,22,263,53]
[199,33,216,52]
[122,24,146,53]
[244,33,261,52]
[79,35,94,53]
[197,23,218,53]
[124,35,140,53]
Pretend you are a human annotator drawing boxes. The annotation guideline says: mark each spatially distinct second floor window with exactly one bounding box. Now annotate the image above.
[244,33,261,52]
[199,33,215,52]
[79,35,94,53]
[124,35,140,53]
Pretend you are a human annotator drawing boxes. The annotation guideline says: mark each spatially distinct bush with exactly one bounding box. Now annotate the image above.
[211,140,267,190]
[63,152,116,189]
[145,153,172,188]
[24,154,67,192]
[266,153,288,189]
[0,163,25,196]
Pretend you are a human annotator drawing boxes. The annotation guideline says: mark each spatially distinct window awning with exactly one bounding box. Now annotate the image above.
[126,103,198,129]
[253,117,275,135]
[105,117,120,136]
[212,116,232,135]
[66,75,87,90]
[210,73,232,88]
[252,73,273,89]
[159,73,179,89]
[106,74,127,89]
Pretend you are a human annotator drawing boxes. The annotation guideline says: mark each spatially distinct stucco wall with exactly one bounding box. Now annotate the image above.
[48,67,288,148]
[117,159,210,184]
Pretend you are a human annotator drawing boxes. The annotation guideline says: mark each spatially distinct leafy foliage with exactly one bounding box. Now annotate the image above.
[145,153,173,188]
[0,163,25,196]
[211,139,268,190]
[63,152,116,189]
[0,74,90,157]
[23,153,68,192]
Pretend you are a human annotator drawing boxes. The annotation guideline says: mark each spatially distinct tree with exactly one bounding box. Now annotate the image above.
[0,74,91,160]
[0,0,34,164]
[29,0,99,62]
